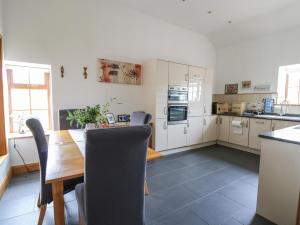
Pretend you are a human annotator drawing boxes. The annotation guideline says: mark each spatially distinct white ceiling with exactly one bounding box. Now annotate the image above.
[116,0,300,48]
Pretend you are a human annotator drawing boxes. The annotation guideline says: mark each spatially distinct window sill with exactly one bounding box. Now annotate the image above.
[7,131,51,140]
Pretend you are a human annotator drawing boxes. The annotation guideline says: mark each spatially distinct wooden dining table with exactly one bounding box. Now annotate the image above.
[46,129,161,225]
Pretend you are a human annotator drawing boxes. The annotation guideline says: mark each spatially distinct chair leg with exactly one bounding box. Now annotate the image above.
[37,193,41,208]
[38,205,47,225]
[144,180,149,195]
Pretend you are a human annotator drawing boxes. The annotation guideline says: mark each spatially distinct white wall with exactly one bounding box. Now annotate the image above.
[0,0,3,34]
[3,0,216,130]
[215,26,300,94]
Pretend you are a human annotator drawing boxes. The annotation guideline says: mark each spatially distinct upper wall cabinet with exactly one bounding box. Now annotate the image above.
[169,62,188,86]
[188,66,205,117]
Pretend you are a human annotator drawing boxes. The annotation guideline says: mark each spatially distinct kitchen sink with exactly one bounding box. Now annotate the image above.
[294,126,300,130]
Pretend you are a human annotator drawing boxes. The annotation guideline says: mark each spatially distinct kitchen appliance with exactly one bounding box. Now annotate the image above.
[262,98,275,114]
[168,86,188,104]
[212,102,229,115]
[231,102,247,116]
[168,104,188,125]
[243,102,263,116]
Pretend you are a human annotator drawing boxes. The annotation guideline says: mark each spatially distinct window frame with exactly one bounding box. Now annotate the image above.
[6,67,52,133]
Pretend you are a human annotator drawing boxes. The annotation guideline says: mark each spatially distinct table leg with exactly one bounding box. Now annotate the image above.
[52,181,65,225]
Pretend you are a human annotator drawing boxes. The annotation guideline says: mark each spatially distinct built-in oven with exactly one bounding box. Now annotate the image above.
[168,104,188,125]
[168,86,188,104]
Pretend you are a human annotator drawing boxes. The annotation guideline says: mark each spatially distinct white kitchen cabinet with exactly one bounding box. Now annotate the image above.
[204,69,213,115]
[217,115,230,142]
[155,60,169,119]
[168,124,187,149]
[203,115,218,143]
[187,116,203,145]
[188,66,205,117]
[154,119,168,151]
[249,119,272,150]
[229,117,250,147]
[169,62,188,86]
[271,120,300,131]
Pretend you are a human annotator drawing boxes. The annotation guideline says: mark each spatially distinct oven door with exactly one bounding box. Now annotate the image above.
[168,105,188,125]
[168,89,188,104]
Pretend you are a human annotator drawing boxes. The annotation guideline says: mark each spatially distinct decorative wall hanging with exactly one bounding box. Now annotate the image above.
[98,59,142,85]
[225,83,238,95]
[83,67,88,79]
[60,66,64,78]
[242,81,251,89]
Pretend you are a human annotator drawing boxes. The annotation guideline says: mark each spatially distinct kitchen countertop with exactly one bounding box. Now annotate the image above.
[216,113,300,122]
[259,125,300,145]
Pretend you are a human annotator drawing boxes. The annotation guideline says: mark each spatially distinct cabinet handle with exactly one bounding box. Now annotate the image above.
[255,121,265,124]
[188,109,191,115]
[184,127,187,134]
[220,117,222,124]
[245,120,249,128]
[204,104,206,114]
[187,120,190,127]
[216,117,218,124]
[163,121,167,130]
[185,73,189,81]
[271,124,275,131]
[203,119,206,126]
[164,107,167,115]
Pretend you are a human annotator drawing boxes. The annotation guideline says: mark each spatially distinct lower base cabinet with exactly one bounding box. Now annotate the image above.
[167,124,187,149]
[203,115,218,143]
[229,117,250,147]
[187,116,204,146]
[249,119,271,150]
[217,116,230,142]
[154,119,168,151]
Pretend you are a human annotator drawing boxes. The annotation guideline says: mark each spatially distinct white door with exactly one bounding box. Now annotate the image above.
[188,66,205,117]
[169,62,188,86]
[203,115,218,143]
[155,60,168,119]
[271,120,300,131]
[168,124,187,149]
[229,117,250,147]
[154,119,168,151]
[187,116,204,145]
[249,119,272,150]
[217,116,230,142]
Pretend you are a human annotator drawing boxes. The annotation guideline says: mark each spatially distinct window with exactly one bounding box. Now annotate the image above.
[278,64,300,105]
[6,63,52,133]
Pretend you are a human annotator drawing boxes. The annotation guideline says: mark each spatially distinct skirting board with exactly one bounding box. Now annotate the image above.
[160,141,217,156]
[0,167,12,199]
[217,141,261,155]
[12,163,40,176]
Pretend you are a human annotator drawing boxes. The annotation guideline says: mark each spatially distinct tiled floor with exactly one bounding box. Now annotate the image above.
[0,145,275,225]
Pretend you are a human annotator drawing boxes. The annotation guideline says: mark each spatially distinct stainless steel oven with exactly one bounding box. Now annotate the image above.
[168,86,188,104]
[168,104,188,125]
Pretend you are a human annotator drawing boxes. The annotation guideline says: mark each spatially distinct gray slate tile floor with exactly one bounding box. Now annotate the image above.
[0,145,275,225]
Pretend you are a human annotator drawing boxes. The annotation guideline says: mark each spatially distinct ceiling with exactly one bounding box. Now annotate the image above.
[115,0,300,48]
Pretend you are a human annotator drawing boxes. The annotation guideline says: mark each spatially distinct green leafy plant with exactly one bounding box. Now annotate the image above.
[66,98,117,128]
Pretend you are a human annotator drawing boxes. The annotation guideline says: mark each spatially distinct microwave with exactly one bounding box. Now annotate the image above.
[212,102,229,115]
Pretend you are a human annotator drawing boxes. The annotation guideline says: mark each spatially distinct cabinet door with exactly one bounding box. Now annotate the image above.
[156,60,168,119]
[155,119,168,151]
[204,68,212,115]
[249,119,272,150]
[203,115,218,143]
[169,62,188,86]
[168,124,187,149]
[188,66,205,117]
[229,117,249,147]
[272,120,300,131]
[217,116,230,142]
[187,116,203,145]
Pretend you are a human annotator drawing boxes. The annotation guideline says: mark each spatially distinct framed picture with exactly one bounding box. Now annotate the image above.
[98,59,142,85]
[106,113,116,124]
[242,81,251,89]
[225,83,238,95]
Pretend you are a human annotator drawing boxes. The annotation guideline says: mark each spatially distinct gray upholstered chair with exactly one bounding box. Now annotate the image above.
[130,111,152,126]
[75,125,151,225]
[26,118,83,225]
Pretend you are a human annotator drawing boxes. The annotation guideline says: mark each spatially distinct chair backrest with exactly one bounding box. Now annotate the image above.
[26,118,50,204]
[85,125,151,225]
[59,109,83,130]
[130,111,152,126]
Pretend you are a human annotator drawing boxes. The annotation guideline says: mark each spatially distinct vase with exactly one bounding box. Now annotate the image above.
[83,123,96,139]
